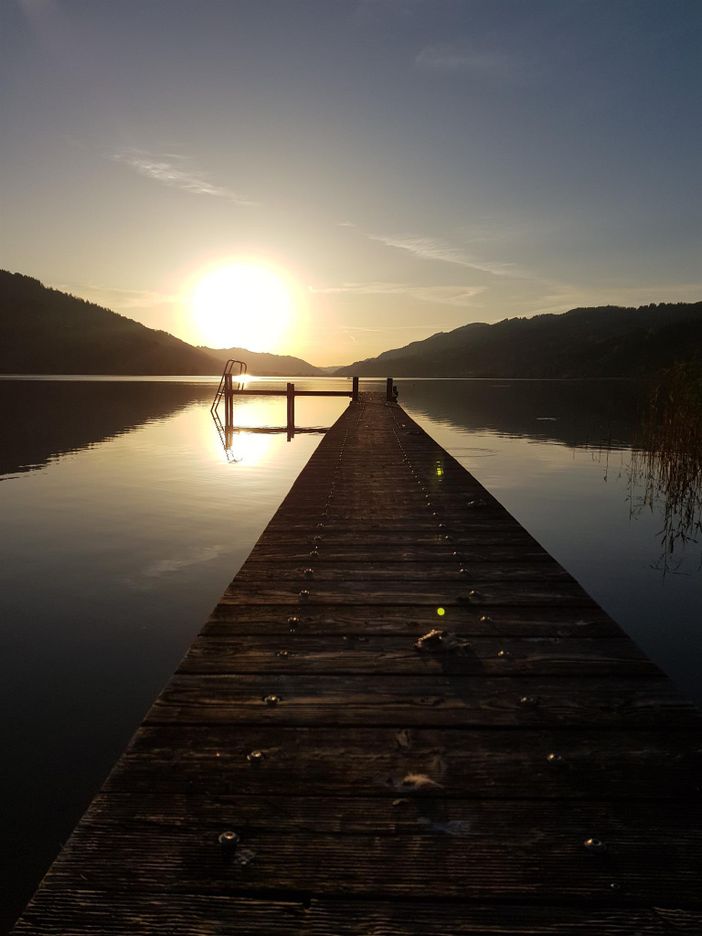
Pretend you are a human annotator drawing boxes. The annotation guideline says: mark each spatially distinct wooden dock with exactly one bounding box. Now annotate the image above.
[14,393,702,934]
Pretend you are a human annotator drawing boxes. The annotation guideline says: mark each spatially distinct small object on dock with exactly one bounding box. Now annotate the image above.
[546,752,564,764]
[583,837,608,854]
[287,615,300,631]
[467,589,482,600]
[398,772,443,793]
[263,694,281,706]
[299,589,310,600]
[276,649,290,658]
[415,628,445,651]
[303,567,314,577]
[236,848,256,868]
[496,648,510,658]
[519,695,538,706]
[479,614,493,623]
[247,749,265,763]
[416,629,471,655]
[218,830,240,857]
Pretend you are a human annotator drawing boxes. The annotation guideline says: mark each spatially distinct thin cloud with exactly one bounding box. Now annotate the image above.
[415,43,524,80]
[311,281,486,306]
[353,0,422,25]
[362,230,527,278]
[111,149,257,206]
[342,322,455,333]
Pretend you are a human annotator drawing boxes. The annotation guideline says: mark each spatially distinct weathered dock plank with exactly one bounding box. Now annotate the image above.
[25,804,702,902]
[205,604,622,637]
[16,893,702,936]
[182,635,657,675]
[13,393,702,934]
[145,673,697,729]
[104,727,700,799]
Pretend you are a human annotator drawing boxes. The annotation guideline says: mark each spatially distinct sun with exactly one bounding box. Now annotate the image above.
[191,262,294,351]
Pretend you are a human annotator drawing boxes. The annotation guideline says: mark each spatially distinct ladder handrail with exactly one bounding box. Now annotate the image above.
[211,359,248,414]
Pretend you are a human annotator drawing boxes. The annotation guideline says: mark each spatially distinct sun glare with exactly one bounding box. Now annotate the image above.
[191,262,294,351]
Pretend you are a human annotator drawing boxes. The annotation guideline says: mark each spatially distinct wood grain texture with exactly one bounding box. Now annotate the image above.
[29,802,702,902]
[14,893,702,936]
[203,604,622,637]
[105,726,701,799]
[182,635,658,676]
[13,393,702,934]
[220,582,596,606]
[231,561,574,582]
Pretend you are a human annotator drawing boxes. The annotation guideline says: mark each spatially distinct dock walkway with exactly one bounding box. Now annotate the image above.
[14,394,702,934]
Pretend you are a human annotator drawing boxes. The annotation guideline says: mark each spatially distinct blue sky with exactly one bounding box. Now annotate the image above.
[1,0,700,363]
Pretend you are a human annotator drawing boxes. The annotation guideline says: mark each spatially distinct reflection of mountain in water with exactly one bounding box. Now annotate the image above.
[0,381,213,478]
[397,379,642,448]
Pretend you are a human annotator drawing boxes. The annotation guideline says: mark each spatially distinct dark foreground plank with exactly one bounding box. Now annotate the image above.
[182,634,657,676]
[15,893,702,936]
[204,604,623,637]
[147,673,698,728]
[13,394,702,934]
[30,800,702,902]
[106,726,701,798]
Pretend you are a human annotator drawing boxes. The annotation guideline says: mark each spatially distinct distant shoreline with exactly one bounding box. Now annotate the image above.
[0,373,640,382]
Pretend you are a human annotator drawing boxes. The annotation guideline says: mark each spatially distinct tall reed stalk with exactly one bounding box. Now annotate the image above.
[630,363,702,566]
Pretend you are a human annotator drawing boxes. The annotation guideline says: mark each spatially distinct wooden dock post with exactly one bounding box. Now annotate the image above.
[286,381,295,440]
[13,391,702,935]
[224,371,233,424]
[352,376,359,402]
[386,376,394,401]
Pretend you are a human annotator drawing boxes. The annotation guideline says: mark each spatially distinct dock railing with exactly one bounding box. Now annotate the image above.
[210,370,396,454]
[211,369,397,444]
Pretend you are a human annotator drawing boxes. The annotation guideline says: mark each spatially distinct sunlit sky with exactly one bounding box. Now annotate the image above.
[1,0,700,365]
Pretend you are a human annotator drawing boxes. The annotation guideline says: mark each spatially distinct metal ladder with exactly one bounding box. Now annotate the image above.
[210,359,248,415]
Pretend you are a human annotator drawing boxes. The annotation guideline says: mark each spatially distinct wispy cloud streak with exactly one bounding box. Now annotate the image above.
[311,281,485,306]
[111,149,257,206]
[342,322,454,333]
[415,43,525,81]
[361,230,527,278]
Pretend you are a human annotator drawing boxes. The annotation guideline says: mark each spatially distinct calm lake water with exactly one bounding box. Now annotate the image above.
[2,376,701,927]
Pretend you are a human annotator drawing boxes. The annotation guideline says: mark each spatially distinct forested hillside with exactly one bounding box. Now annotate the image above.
[335,303,702,378]
[0,271,321,375]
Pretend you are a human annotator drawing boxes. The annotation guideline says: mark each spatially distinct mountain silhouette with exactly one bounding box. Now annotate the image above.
[198,345,323,376]
[0,271,322,376]
[335,302,702,377]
